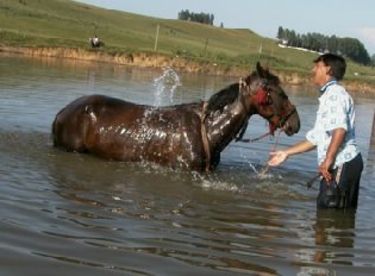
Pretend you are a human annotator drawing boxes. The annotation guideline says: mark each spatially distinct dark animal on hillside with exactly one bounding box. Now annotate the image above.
[52,62,300,171]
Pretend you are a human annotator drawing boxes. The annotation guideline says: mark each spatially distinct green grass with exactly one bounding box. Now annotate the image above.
[0,0,374,84]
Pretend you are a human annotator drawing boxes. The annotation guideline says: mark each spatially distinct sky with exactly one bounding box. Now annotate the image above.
[76,0,375,55]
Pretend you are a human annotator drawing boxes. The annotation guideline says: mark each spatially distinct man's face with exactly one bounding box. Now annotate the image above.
[312,61,331,86]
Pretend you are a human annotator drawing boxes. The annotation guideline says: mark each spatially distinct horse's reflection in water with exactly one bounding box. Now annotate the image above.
[52,63,300,171]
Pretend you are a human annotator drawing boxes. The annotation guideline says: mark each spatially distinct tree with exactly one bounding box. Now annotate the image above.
[371,54,375,67]
[210,14,214,25]
[277,26,284,40]
[177,10,214,25]
[327,35,338,54]
[289,30,297,46]
[276,26,371,65]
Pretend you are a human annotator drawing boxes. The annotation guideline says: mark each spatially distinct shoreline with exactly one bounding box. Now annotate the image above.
[1,45,374,95]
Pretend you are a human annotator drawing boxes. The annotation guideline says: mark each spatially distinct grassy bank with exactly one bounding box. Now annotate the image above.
[0,0,374,92]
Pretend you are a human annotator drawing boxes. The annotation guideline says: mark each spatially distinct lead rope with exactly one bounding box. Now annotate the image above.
[238,131,271,143]
[258,129,282,178]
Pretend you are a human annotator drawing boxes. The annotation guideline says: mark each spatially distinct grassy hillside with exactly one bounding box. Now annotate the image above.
[0,0,374,83]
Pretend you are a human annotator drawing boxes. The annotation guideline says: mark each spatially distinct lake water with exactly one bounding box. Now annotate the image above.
[1,54,375,275]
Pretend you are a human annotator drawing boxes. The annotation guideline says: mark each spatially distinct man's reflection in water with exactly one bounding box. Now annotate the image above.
[314,209,356,265]
[370,111,375,163]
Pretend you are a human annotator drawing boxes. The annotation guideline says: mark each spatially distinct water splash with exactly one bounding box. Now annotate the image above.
[250,163,274,180]
[247,162,259,174]
[242,153,272,179]
[136,67,182,154]
[153,67,181,107]
[241,152,273,180]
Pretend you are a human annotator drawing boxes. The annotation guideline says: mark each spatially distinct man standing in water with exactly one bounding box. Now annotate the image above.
[268,53,363,209]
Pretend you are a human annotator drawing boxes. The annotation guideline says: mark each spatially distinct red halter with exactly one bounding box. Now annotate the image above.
[255,87,269,105]
[256,87,275,136]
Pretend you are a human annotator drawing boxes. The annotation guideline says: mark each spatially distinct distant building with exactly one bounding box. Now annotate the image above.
[279,39,288,46]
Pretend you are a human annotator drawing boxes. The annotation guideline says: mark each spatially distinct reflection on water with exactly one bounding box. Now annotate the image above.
[314,209,356,264]
[1,54,375,275]
[370,112,375,160]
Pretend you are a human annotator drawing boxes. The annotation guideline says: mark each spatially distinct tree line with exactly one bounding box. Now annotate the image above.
[277,26,371,65]
[177,10,214,26]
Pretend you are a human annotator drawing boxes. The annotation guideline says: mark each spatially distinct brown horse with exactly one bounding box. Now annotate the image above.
[52,63,300,171]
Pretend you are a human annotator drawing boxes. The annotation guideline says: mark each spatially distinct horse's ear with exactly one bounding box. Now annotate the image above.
[256,62,265,78]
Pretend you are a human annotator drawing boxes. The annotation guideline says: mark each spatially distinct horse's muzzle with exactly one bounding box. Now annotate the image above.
[283,109,300,136]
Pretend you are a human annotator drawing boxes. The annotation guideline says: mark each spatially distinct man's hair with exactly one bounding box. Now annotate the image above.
[314,53,346,80]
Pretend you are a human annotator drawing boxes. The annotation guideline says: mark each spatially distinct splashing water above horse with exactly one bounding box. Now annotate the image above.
[52,63,300,172]
[153,67,181,106]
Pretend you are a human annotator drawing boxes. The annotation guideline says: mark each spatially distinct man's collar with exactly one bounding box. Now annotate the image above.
[320,79,337,94]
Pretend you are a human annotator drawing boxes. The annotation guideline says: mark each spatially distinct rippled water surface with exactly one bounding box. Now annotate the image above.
[1,54,375,275]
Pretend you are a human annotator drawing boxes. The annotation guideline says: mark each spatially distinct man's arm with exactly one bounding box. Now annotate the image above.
[268,140,316,166]
[319,128,346,181]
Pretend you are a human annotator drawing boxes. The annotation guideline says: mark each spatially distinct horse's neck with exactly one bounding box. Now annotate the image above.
[204,98,254,153]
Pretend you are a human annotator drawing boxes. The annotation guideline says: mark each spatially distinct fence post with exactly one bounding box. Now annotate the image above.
[154,24,160,52]
[204,38,209,57]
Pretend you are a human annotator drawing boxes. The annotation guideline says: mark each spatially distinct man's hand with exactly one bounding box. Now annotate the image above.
[267,140,315,167]
[319,128,346,183]
[319,157,334,182]
[268,151,288,166]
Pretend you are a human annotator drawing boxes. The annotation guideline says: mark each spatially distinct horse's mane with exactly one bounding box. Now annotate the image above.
[205,83,239,114]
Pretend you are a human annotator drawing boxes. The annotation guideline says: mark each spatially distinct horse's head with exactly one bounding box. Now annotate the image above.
[240,62,300,136]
